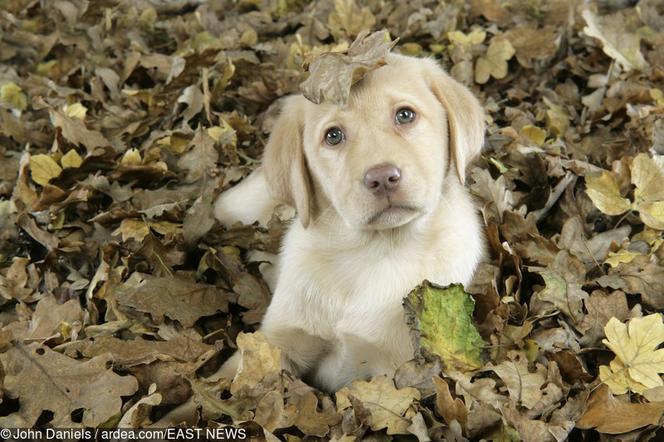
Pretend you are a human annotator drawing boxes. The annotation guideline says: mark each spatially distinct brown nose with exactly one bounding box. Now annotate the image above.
[363,164,401,194]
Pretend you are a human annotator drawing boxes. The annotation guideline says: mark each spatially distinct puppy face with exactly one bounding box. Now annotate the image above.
[263,55,485,229]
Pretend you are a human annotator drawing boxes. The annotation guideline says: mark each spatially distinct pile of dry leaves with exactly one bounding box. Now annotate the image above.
[1,0,664,440]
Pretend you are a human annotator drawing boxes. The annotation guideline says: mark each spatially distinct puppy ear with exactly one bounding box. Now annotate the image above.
[425,60,485,184]
[262,96,314,227]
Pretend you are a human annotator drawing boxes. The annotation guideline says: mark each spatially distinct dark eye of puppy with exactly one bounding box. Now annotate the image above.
[395,107,416,125]
[325,127,344,146]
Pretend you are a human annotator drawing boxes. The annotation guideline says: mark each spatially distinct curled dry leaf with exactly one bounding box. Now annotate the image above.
[300,30,398,106]
[582,9,649,72]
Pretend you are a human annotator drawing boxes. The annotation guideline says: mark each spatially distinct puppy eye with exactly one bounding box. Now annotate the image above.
[324,127,344,146]
[395,107,416,125]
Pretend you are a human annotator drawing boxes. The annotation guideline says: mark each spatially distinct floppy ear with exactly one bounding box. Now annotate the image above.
[262,96,314,227]
[425,60,485,184]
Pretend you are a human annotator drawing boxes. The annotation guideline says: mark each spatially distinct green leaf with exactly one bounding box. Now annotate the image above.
[404,281,485,371]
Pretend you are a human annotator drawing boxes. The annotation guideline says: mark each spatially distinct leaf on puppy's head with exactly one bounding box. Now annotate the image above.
[404,281,486,372]
[300,29,398,107]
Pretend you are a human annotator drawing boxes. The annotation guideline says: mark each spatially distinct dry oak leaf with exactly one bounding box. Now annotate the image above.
[114,273,229,328]
[336,375,421,435]
[231,331,282,395]
[488,352,547,410]
[504,26,559,69]
[27,294,85,341]
[576,385,664,434]
[300,30,398,107]
[282,379,341,437]
[586,154,664,229]
[49,108,110,153]
[474,36,514,84]
[599,314,664,395]
[62,335,213,368]
[598,255,664,310]
[0,344,138,427]
[530,251,588,325]
[577,290,635,346]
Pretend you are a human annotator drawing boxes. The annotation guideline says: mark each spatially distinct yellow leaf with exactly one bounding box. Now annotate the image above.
[604,250,639,268]
[206,121,236,145]
[60,150,83,169]
[475,37,514,84]
[36,60,57,76]
[121,148,142,166]
[1,82,28,111]
[30,154,62,186]
[599,314,664,394]
[448,30,486,46]
[630,153,664,229]
[639,202,664,230]
[600,359,649,395]
[543,97,570,137]
[585,170,631,216]
[138,7,157,28]
[157,134,189,155]
[63,102,87,120]
[521,125,547,145]
[651,88,664,106]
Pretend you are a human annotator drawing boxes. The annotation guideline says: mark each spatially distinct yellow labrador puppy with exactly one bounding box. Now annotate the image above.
[215,54,485,392]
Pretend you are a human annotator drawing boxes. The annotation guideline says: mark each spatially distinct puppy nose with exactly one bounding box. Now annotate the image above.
[363,164,401,193]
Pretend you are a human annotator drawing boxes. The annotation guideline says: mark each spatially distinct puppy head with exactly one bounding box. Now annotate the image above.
[263,54,485,229]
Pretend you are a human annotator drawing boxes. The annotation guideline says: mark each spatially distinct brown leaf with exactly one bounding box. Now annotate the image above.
[576,385,664,434]
[114,273,229,327]
[488,352,547,410]
[26,294,84,342]
[62,335,213,368]
[0,344,138,427]
[577,290,637,345]
[49,109,110,153]
[599,255,664,309]
[504,27,559,69]
[433,376,467,428]
[336,375,421,435]
[300,30,398,106]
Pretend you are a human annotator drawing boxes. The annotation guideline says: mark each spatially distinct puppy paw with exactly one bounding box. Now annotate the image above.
[212,352,241,382]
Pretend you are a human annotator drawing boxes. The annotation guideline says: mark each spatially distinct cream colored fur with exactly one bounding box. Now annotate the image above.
[215,54,485,392]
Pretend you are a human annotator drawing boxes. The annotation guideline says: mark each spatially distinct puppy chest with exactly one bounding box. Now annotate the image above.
[297,254,433,335]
